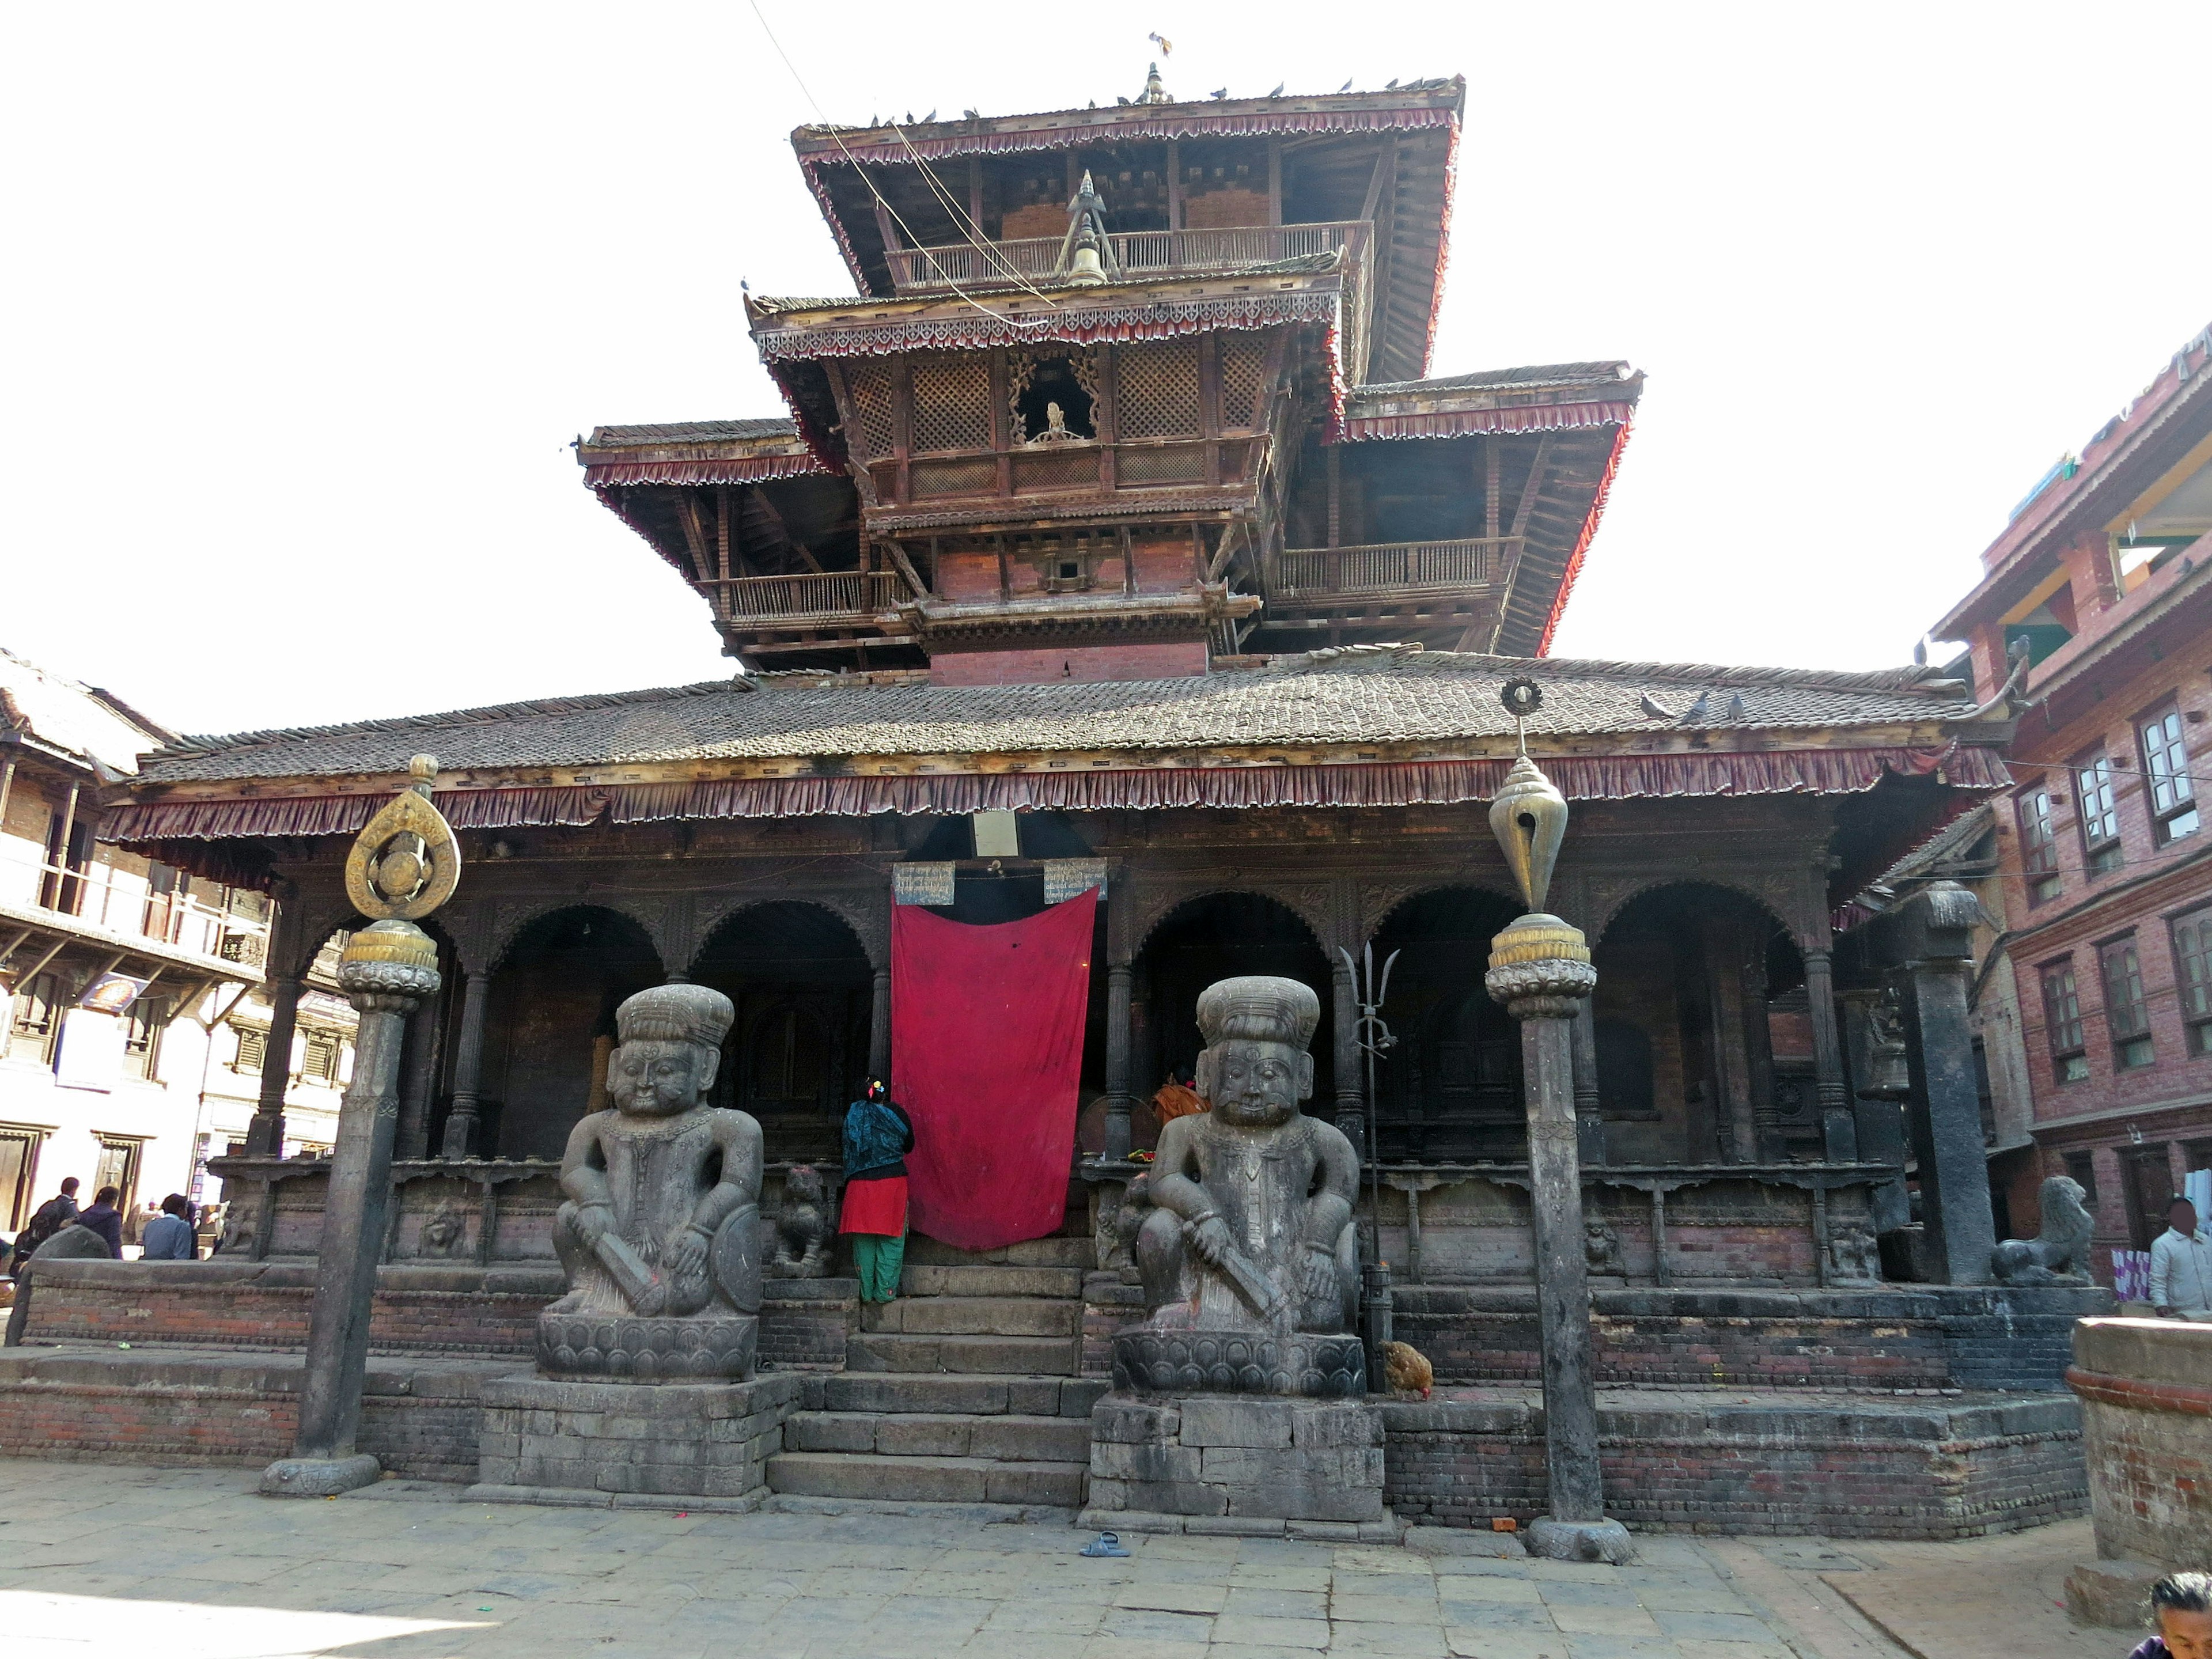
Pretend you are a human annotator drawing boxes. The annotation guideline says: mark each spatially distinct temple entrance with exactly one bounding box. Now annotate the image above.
[1132,892,1332,1133]
[690,901,872,1164]
[473,906,662,1161]
[1593,883,1813,1165]
[1369,887,1526,1162]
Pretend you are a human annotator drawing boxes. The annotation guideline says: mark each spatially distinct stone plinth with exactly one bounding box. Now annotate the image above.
[1110,1328,1365,1397]
[1083,1391,1392,1538]
[536,1309,757,1381]
[2065,1316,2212,1626]
[470,1372,801,1510]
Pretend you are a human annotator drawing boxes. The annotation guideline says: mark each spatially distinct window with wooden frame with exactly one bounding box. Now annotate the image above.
[93,1135,143,1218]
[2137,704,2198,846]
[7,972,65,1065]
[122,996,167,1081]
[2172,904,2212,1056]
[233,1027,267,1074]
[301,1030,341,1085]
[2074,751,2123,875]
[0,1124,45,1230]
[2099,936,2154,1070]
[2016,786,2062,903]
[2062,1149,2100,1210]
[2041,959,2089,1082]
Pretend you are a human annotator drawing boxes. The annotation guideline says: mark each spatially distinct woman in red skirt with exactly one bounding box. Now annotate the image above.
[840,1080,914,1304]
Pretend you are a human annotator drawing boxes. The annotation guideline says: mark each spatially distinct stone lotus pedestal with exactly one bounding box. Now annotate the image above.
[1109,1327,1364,1397]
[1082,1392,1395,1539]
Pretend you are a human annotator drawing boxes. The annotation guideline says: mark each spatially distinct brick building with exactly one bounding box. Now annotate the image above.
[1931,323,2212,1275]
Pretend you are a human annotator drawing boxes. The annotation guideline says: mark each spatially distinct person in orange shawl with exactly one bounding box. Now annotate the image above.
[1153,1076,1207,1123]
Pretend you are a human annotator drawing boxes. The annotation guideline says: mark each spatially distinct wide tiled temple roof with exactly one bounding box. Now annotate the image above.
[139,648,1980,784]
[586,418,798,446]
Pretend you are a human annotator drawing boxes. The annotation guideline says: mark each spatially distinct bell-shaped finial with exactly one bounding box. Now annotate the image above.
[1142,62,1169,104]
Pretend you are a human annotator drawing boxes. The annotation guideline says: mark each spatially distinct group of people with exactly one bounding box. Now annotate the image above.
[4,1179,200,1275]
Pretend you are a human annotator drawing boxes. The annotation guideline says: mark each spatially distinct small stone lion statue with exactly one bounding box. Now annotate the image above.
[769,1164,835,1278]
[1990,1175,2094,1285]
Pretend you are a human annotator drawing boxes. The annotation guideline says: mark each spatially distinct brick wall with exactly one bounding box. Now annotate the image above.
[1381,1392,2085,1539]
[759,1279,859,1369]
[2070,1316,2212,1570]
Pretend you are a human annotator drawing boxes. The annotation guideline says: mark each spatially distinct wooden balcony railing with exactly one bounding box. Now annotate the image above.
[713,570,907,622]
[1267,539,1519,600]
[872,435,1260,510]
[885,221,1369,294]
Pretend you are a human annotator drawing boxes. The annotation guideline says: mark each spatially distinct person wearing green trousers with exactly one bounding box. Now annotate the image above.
[840,1081,914,1303]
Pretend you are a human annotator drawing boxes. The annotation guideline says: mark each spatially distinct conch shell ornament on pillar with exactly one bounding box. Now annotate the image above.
[1488,677,1569,915]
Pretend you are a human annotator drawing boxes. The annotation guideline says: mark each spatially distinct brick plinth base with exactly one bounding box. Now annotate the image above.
[760,1279,859,1369]
[2068,1317,2212,1577]
[1381,1387,2085,1539]
[1089,1392,1387,1525]
[472,1372,804,1507]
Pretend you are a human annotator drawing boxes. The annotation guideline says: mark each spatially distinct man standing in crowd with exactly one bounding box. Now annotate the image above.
[139,1195,197,1261]
[7,1177,80,1274]
[2152,1197,2212,1318]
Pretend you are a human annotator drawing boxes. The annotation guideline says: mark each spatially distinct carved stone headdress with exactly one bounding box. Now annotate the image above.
[615,982,734,1050]
[1196,976,1319,1051]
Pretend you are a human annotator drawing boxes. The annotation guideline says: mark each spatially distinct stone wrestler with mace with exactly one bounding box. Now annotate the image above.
[1134,977,1362,1345]
[541,982,766,1379]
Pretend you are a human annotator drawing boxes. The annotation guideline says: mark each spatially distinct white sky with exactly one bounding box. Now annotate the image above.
[4,2,2209,736]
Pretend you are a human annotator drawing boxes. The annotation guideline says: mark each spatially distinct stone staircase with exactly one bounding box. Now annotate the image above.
[766,1234,1104,1514]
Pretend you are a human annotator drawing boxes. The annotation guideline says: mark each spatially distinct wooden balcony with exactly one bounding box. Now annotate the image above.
[885,221,1368,293]
[870,436,1262,518]
[1264,539,1518,605]
[705,570,908,631]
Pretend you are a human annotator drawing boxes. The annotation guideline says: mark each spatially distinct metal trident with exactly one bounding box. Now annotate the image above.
[1339,941,1400,1256]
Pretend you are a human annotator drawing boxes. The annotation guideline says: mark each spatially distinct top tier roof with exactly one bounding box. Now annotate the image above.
[790,79,1464,385]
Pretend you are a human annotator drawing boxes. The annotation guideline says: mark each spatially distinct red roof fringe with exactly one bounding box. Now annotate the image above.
[1537,421,1634,657]
[105,745,2006,843]
[802,105,1457,170]
[582,454,827,488]
[1340,401,1634,442]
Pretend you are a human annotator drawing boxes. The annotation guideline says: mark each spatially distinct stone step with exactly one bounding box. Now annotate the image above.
[845,1332,1079,1376]
[785,1410,1092,1463]
[767,1450,1086,1508]
[818,1371,1108,1418]
[904,1235,1092,1270]
[765,1493,1075,1523]
[900,1263,1084,1300]
[860,1296,1081,1338]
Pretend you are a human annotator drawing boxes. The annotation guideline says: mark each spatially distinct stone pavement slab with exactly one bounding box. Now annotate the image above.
[0,1459,2093,1659]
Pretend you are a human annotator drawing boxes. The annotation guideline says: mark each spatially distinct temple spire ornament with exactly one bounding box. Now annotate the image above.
[263,757,459,1497]
[1055,171,1119,285]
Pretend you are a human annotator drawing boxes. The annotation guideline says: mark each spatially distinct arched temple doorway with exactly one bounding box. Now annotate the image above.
[1593,882,1813,1165]
[1369,887,1526,1162]
[690,900,873,1163]
[472,906,663,1161]
[1131,892,1333,1138]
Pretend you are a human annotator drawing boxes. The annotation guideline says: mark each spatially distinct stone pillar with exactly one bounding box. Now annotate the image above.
[439,968,492,1160]
[1570,998,1605,1165]
[1331,953,1366,1158]
[1103,961,1134,1160]
[1802,947,1857,1162]
[868,965,891,1081]
[244,969,305,1157]
[263,920,441,1495]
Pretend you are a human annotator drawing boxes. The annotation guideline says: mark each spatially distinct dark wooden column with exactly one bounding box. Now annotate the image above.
[394,989,445,1161]
[1802,947,1857,1161]
[1570,999,1605,1165]
[244,893,310,1157]
[869,965,891,1081]
[1104,963,1134,1159]
[438,968,492,1159]
[1331,953,1365,1158]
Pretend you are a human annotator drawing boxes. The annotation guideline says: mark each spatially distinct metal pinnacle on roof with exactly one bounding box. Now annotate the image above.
[1141,63,1169,104]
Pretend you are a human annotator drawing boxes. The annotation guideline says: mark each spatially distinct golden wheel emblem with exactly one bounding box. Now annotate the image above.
[343,755,463,922]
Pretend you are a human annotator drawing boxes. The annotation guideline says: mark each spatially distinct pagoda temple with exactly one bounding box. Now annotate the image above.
[1,73,2108,1539]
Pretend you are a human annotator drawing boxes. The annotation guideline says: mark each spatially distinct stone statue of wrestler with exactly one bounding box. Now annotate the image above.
[1134,976,1361,1339]
[539,982,766,1380]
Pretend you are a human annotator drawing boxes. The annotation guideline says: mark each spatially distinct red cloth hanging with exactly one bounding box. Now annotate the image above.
[891,891,1096,1251]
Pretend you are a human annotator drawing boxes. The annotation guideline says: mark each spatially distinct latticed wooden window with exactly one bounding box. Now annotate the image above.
[843,363,898,460]
[2074,752,2122,874]
[2016,787,2061,904]
[234,1027,267,1073]
[2137,704,2198,846]
[1116,340,1203,438]
[2100,936,2154,1069]
[908,355,993,454]
[2172,907,2212,1055]
[2041,961,2088,1082]
[1218,336,1270,431]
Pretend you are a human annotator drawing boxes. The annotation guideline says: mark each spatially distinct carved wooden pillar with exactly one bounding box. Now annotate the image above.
[394,987,445,1162]
[1331,952,1366,1158]
[245,969,304,1157]
[439,968,492,1160]
[1802,946,1856,1161]
[1570,998,1605,1165]
[1104,962,1134,1160]
[868,965,891,1081]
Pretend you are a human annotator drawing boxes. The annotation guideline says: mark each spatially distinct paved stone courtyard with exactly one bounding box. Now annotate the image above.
[1,1461,2100,1659]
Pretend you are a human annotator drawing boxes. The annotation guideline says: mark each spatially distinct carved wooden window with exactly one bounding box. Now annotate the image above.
[2062,1150,2099,1209]
[0,1126,44,1230]
[2136,704,2198,846]
[909,354,993,454]
[122,997,166,1081]
[233,1027,267,1073]
[2015,787,2061,904]
[2171,905,2212,1056]
[6,972,63,1064]
[1218,336,1270,431]
[2100,936,2153,1070]
[2040,960,2088,1082]
[843,363,898,461]
[1115,340,1203,438]
[2073,751,2122,876]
